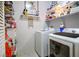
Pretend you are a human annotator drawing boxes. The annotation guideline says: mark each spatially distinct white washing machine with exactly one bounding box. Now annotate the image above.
[34,29,54,57]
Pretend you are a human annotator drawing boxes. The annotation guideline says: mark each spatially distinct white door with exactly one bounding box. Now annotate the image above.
[0,1,5,57]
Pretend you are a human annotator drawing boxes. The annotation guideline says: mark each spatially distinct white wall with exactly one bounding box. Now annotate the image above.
[64,28,79,34]
[13,1,51,56]
[13,1,26,56]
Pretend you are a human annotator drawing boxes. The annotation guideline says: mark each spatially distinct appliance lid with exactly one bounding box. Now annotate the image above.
[54,32,79,38]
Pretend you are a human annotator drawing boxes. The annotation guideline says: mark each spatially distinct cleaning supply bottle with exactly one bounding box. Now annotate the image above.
[59,24,64,32]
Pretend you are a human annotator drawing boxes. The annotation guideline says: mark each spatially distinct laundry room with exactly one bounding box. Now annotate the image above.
[0,0,79,57]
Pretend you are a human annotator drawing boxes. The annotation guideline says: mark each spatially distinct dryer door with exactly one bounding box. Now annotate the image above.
[49,37,73,57]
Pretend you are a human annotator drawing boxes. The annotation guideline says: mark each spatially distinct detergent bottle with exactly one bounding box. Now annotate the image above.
[59,24,64,32]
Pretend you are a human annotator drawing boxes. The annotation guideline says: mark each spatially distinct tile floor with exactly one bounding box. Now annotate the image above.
[16,49,38,57]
